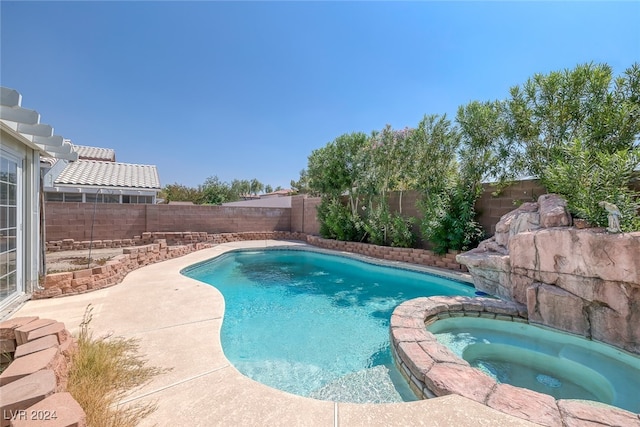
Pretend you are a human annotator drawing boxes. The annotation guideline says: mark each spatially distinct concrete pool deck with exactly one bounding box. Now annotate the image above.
[12,240,535,426]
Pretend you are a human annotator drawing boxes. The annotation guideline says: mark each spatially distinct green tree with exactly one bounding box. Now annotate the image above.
[199,176,233,205]
[264,185,273,194]
[290,169,311,195]
[159,183,201,203]
[230,179,251,199]
[507,62,640,178]
[249,178,264,195]
[542,140,640,231]
[307,132,369,215]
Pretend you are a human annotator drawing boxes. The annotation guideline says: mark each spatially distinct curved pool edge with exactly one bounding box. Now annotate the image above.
[390,296,640,426]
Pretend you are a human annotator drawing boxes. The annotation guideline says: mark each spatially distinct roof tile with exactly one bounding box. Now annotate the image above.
[72,145,116,161]
[55,160,160,189]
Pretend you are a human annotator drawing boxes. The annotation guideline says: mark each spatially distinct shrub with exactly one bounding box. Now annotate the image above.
[317,197,365,242]
[542,140,640,231]
[420,184,484,255]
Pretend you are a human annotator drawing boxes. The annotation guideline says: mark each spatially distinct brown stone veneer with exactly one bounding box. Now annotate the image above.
[389,296,640,427]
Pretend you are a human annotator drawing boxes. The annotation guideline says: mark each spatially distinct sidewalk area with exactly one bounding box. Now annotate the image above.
[12,240,534,426]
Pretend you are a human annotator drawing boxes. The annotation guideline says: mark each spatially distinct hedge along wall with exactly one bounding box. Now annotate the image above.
[44,202,291,241]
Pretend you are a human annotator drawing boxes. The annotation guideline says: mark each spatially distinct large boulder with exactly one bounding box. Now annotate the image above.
[538,194,571,228]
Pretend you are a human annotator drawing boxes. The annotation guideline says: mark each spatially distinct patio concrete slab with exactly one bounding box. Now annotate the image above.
[12,240,536,427]
[132,366,335,427]
[337,394,535,426]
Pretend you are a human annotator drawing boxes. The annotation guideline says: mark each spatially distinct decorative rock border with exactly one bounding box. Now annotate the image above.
[306,235,468,272]
[390,296,640,427]
[0,316,85,427]
[45,231,307,252]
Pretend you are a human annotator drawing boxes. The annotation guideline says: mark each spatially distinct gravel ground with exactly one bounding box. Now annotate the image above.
[45,248,124,273]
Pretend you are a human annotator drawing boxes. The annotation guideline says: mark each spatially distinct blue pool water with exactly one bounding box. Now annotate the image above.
[182,248,476,403]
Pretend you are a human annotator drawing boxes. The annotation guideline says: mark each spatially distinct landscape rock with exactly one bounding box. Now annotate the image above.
[528,283,590,336]
[538,194,571,228]
[11,392,87,427]
[0,370,56,427]
[0,348,66,387]
[0,317,39,340]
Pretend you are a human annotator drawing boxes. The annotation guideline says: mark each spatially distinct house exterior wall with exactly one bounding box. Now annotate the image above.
[1,129,41,311]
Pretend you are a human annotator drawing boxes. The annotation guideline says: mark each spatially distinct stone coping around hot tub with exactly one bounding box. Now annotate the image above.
[389,296,640,427]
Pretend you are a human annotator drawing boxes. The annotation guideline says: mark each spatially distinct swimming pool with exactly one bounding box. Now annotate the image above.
[182,248,476,403]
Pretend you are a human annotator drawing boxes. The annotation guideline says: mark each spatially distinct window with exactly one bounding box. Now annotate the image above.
[64,193,83,202]
[45,192,63,202]
[0,153,20,302]
[103,194,119,203]
[122,195,153,204]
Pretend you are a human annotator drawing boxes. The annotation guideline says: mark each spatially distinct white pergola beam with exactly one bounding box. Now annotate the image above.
[0,86,79,160]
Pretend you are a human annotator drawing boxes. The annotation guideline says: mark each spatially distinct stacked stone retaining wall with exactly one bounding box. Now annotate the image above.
[306,235,468,272]
[0,317,85,427]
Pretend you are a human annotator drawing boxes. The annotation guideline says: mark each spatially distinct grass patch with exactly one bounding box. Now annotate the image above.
[67,305,167,427]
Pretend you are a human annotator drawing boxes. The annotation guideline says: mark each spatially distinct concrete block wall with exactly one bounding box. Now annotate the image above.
[290,195,321,235]
[475,179,546,235]
[44,203,292,241]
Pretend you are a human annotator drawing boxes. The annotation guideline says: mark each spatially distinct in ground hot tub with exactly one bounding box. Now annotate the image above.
[427,316,640,413]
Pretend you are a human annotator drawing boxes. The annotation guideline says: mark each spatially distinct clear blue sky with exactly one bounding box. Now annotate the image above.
[2,1,638,189]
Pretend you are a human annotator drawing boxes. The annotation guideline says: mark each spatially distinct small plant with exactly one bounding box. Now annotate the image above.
[67,305,167,427]
[389,214,416,248]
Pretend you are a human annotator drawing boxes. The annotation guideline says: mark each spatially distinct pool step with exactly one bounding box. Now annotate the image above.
[308,365,403,403]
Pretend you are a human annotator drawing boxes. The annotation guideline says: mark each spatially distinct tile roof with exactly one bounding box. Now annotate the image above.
[55,160,161,189]
[72,144,116,161]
